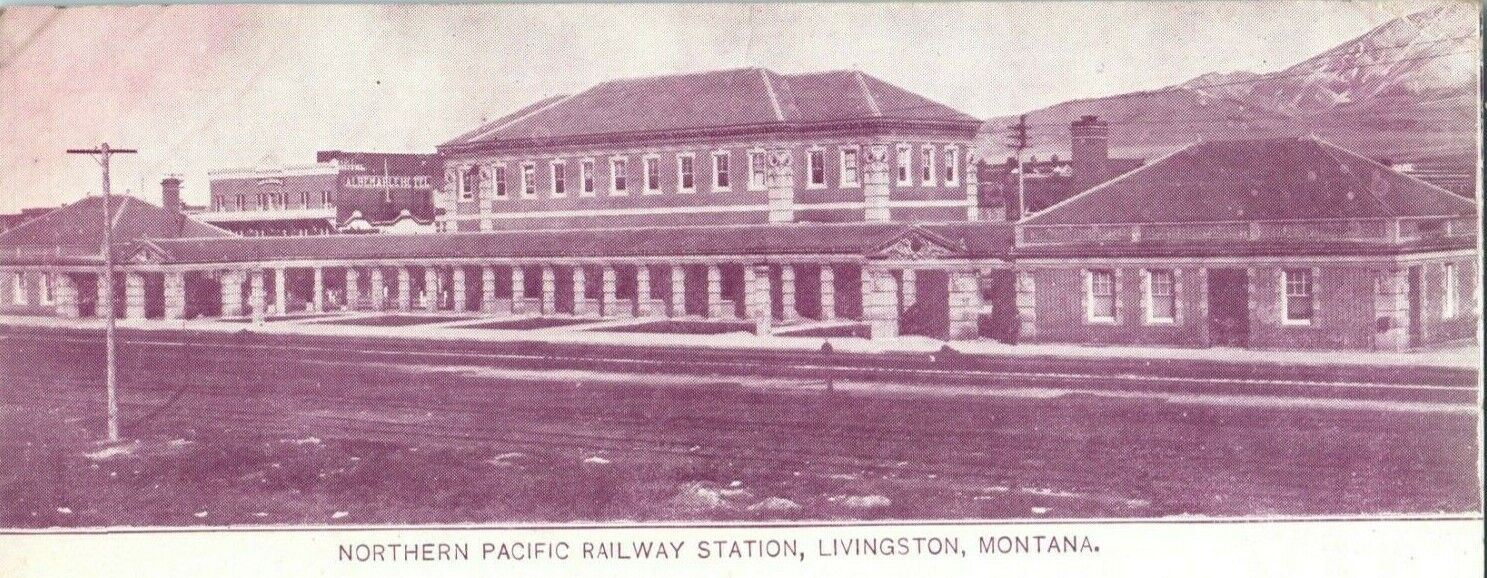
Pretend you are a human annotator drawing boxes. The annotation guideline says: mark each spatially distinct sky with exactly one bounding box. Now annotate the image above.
[0,1,1445,211]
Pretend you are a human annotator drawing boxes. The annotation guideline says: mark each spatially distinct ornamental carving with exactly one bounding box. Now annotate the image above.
[877,232,958,260]
[766,149,794,187]
[863,143,891,185]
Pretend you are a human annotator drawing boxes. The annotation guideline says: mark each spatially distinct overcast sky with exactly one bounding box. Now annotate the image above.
[0,1,1439,211]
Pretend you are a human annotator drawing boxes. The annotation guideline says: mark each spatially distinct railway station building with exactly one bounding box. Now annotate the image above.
[0,67,1477,351]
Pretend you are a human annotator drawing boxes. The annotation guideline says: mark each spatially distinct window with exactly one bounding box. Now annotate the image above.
[299,191,310,207]
[520,163,536,198]
[712,151,730,190]
[644,155,661,193]
[462,165,481,201]
[1443,263,1459,318]
[494,165,508,198]
[920,145,935,185]
[896,144,912,185]
[677,153,695,192]
[611,157,628,194]
[236,195,245,211]
[580,159,595,196]
[807,149,825,187]
[748,151,767,191]
[39,273,52,305]
[11,273,25,305]
[1086,269,1116,322]
[1145,269,1176,323]
[840,146,860,187]
[1282,269,1314,325]
[551,161,567,197]
[944,146,959,185]
[321,190,332,207]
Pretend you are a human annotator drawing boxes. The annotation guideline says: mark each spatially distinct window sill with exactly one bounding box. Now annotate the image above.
[643,189,663,196]
[1144,318,1177,326]
[1085,317,1117,325]
[1280,319,1314,327]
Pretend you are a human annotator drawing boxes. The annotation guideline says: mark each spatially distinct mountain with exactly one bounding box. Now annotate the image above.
[983,3,1480,166]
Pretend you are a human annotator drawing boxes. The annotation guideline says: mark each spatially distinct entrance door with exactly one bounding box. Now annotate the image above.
[900,270,950,339]
[1407,265,1423,348]
[1206,268,1249,347]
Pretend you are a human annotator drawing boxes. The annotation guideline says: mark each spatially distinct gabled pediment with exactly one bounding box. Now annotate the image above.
[870,226,965,260]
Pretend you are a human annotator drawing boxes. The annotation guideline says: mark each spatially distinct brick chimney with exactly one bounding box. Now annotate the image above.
[161,176,182,214]
[1070,115,1109,194]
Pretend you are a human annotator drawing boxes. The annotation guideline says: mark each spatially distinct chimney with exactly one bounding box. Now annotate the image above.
[161,176,182,214]
[1070,115,1109,194]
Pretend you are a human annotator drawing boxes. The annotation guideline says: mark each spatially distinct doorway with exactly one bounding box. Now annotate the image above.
[1407,265,1423,348]
[900,270,950,339]
[1206,268,1249,347]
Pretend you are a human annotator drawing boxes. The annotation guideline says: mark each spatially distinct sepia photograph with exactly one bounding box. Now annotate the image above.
[0,0,1481,574]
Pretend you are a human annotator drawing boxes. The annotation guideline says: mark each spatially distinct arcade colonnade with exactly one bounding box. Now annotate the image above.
[26,258,991,340]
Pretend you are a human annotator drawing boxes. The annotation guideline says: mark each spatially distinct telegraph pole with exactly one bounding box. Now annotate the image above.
[66,143,137,443]
[1005,115,1030,220]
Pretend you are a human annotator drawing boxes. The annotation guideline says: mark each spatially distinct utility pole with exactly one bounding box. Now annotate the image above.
[1005,114,1030,220]
[66,143,137,443]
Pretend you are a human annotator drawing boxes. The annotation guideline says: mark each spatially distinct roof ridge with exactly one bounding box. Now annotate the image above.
[465,91,583,144]
[1020,142,1200,225]
[1312,136,1473,207]
[854,70,883,117]
[1306,136,1397,216]
[759,68,786,122]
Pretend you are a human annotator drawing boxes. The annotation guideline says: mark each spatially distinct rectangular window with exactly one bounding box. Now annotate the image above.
[1282,269,1314,325]
[12,273,25,306]
[644,156,661,193]
[236,196,245,211]
[461,166,479,201]
[944,146,959,185]
[677,153,695,193]
[1087,269,1116,322]
[299,191,310,207]
[748,151,767,191]
[1443,263,1459,318]
[712,151,730,190]
[321,190,332,207]
[896,144,912,185]
[807,149,825,187]
[494,165,508,198]
[611,158,628,194]
[580,160,595,196]
[840,147,860,186]
[39,273,52,305]
[521,163,536,198]
[551,161,566,197]
[1146,269,1176,323]
[920,145,935,185]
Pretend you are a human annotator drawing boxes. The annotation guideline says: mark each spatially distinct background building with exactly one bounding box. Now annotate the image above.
[197,152,438,236]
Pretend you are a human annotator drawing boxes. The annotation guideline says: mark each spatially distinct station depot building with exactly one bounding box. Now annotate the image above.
[0,67,1479,351]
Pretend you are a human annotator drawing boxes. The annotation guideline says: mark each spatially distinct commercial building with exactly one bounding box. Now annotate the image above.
[197,152,438,236]
[0,68,1476,351]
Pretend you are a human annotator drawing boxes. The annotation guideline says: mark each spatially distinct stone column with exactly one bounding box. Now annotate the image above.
[511,266,528,314]
[369,268,385,311]
[948,269,982,340]
[312,267,325,312]
[274,267,288,315]
[1373,268,1410,352]
[55,274,79,318]
[601,266,620,317]
[669,265,686,317]
[124,272,146,320]
[900,269,917,310]
[452,267,467,312]
[572,266,593,316]
[863,143,891,222]
[164,272,185,320]
[820,265,837,320]
[540,265,555,315]
[346,268,361,310]
[766,148,795,223]
[779,264,799,321]
[481,266,497,313]
[1015,269,1037,342]
[397,267,412,311]
[745,264,773,335]
[706,264,723,318]
[248,269,267,323]
[424,267,439,311]
[635,265,660,317]
[220,270,243,318]
[862,267,900,339]
[964,153,980,221]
